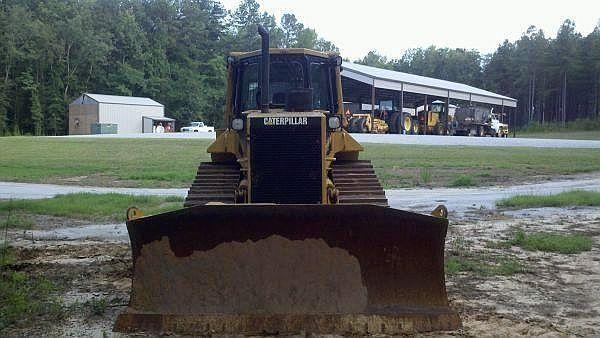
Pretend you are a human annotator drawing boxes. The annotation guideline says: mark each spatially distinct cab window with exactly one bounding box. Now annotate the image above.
[309,62,331,110]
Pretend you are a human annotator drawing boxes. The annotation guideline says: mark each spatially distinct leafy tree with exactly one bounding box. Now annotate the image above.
[280,13,303,48]
[356,50,394,69]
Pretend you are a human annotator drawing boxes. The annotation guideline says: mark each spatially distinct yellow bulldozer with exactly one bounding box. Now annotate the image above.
[113,26,461,336]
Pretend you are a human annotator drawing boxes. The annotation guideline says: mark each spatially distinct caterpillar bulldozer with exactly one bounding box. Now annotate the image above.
[113,26,461,336]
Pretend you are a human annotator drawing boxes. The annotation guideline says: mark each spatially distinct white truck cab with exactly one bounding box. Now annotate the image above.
[490,113,509,137]
[180,121,215,133]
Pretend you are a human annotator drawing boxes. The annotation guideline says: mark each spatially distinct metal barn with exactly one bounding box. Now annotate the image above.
[69,93,165,135]
[340,62,517,133]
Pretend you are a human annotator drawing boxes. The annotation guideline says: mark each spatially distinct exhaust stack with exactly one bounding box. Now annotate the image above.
[258,25,269,113]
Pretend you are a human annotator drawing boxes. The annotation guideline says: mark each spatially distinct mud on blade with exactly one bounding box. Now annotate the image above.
[114,204,461,335]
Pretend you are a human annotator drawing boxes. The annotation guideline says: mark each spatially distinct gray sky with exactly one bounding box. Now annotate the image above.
[220,0,599,60]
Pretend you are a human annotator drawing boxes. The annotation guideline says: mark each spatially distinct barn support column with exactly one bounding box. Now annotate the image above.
[370,80,376,133]
[446,90,450,135]
[423,94,428,135]
[400,84,405,134]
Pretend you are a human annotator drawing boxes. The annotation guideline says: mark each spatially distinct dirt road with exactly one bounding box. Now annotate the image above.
[2,179,600,336]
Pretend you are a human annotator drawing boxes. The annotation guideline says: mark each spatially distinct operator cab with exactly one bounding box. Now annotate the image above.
[230,51,341,115]
[430,100,445,113]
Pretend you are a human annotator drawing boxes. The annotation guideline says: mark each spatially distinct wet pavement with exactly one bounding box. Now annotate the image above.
[52,132,600,148]
[352,133,600,148]
[0,181,186,200]
[386,175,600,216]
[3,175,600,218]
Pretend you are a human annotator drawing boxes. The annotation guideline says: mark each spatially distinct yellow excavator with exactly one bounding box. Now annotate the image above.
[113,26,461,335]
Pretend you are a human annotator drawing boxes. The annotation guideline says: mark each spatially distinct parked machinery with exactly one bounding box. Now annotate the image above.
[388,109,418,134]
[347,112,389,133]
[452,106,509,137]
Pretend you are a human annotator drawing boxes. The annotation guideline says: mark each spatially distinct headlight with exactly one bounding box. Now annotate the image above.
[328,116,341,129]
[231,118,244,130]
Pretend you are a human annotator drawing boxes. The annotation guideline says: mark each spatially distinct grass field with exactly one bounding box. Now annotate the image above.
[517,130,600,140]
[362,143,600,188]
[497,190,600,208]
[509,229,593,254]
[0,137,211,188]
[0,193,183,223]
[2,136,600,189]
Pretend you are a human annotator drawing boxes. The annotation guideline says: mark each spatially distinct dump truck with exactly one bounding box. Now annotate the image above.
[452,106,509,137]
[113,26,461,336]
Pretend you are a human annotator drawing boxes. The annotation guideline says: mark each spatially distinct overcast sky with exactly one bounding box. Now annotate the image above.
[219,0,599,60]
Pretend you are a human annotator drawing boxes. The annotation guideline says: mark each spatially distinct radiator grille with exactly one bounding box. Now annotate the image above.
[250,116,322,204]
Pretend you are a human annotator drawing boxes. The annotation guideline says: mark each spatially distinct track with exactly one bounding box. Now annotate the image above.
[184,162,239,207]
[331,160,388,206]
[185,160,388,207]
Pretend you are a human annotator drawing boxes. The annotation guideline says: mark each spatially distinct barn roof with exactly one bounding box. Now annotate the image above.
[341,62,517,108]
[71,93,164,107]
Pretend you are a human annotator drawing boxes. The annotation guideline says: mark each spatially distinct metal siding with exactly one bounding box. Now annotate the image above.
[449,91,471,101]
[98,104,164,133]
[470,94,504,106]
[401,84,448,98]
[373,78,403,91]
[342,70,374,85]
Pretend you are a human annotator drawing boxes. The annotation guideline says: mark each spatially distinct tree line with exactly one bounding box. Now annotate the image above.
[357,20,600,127]
[0,0,598,135]
[0,0,337,136]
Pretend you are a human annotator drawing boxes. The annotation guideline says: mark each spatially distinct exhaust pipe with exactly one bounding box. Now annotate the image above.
[258,25,269,113]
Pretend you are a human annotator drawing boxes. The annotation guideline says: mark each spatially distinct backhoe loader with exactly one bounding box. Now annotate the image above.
[113,26,461,335]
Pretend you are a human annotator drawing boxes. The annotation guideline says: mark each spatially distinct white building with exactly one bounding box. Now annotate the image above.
[69,93,171,135]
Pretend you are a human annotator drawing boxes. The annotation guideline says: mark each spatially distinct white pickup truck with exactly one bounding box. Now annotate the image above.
[180,121,214,133]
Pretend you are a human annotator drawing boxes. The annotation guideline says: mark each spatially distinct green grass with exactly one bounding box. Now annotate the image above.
[0,271,63,330]
[2,137,600,189]
[518,118,600,140]
[509,229,593,254]
[0,245,15,266]
[0,137,211,188]
[445,256,524,276]
[450,174,476,187]
[0,193,184,222]
[86,298,108,316]
[418,167,432,185]
[446,235,524,277]
[1,212,34,229]
[520,118,600,133]
[497,190,600,208]
[364,143,600,188]
[519,130,600,140]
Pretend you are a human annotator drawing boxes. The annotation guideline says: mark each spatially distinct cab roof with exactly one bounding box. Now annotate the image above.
[230,48,338,60]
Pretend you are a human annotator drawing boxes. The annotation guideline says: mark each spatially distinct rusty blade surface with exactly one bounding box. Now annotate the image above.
[114,204,461,334]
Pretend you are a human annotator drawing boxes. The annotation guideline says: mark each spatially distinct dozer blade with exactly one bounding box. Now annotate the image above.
[114,204,461,335]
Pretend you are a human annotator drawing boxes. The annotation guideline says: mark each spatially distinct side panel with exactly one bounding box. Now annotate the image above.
[99,104,164,134]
